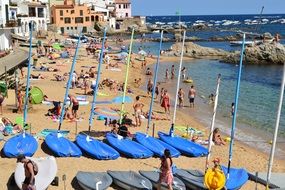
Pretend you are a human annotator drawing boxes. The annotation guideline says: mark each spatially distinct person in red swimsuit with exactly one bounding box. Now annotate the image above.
[158,149,174,190]
[161,90,170,115]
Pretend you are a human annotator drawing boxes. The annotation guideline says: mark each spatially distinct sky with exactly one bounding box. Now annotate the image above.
[131,0,285,16]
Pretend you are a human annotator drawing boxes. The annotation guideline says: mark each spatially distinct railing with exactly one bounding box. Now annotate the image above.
[5,20,18,27]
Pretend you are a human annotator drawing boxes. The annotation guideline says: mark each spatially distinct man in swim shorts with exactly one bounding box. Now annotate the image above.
[68,94,79,118]
[188,85,196,108]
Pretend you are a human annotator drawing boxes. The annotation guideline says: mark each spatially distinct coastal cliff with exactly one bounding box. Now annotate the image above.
[166,42,228,57]
[222,43,285,65]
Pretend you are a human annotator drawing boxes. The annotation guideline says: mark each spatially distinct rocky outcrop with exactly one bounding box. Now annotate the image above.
[165,42,228,57]
[222,43,285,65]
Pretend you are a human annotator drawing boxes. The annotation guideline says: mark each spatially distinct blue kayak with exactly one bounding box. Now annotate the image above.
[76,134,120,160]
[135,132,180,158]
[221,166,248,190]
[3,133,38,157]
[106,133,153,159]
[45,133,82,157]
[158,132,208,157]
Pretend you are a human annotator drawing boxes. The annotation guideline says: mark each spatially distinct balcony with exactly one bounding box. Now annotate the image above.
[5,20,18,27]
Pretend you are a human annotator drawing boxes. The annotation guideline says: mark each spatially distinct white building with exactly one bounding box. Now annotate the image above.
[9,0,48,36]
[0,0,13,50]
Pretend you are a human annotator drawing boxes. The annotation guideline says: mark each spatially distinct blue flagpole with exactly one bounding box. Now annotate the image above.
[88,28,107,132]
[146,31,164,133]
[227,33,246,178]
[23,22,34,129]
[58,30,82,131]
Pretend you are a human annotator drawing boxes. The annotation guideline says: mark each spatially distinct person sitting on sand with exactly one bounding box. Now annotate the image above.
[46,100,61,117]
[110,120,119,134]
[146,68,152,76]
[212,128,226,145]
[118,119,132,138]
[64,107,75,121]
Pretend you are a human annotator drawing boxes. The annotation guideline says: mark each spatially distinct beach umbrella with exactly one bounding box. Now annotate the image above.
[112,96,133,104]
[146,31,164,132]
[52,43,62,51]
[94,107,120,120]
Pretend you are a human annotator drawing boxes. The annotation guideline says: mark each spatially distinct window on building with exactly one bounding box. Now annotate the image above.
[64,17,71,24]
[67,27,69,30]
[71,27,73,30]
[71,10,74,14]
[75,17,83,23]
[118,5,121,9]
[38,8,44,17]
[51,17,54,24]
[85,17,89,22]
[60,17,63,20]
[126,13,128,17]
[28,7,36,17]
[66,10,68,13]
[80,10,83,16]
[75,27,77,30]
[60,10,63,16]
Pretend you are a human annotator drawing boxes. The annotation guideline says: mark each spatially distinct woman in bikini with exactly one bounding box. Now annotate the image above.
[158,149,173,190]
[212,128,226,145]
[161,90,170,115]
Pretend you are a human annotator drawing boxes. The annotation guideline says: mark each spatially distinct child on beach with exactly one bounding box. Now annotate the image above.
[165,69,169,81]
[171,65,175,79]
[181,67,186,79]
[231,103,235,117]
[178,88,185,107]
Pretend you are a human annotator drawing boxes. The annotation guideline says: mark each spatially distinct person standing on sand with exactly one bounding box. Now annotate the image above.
[133,96,144,127]
[165,69,169,81]
[17,91,24,113]
[158,149,173,190]
[161,90,170,115]
[147,78,153,96]
[188,85,196,108]
[0,93,4,115]
[171,65,175,79]
[155,83,160,99]
[17,155,38,190]
[178,88,185,107]
[181,67,186,79]
[68,94,79,118]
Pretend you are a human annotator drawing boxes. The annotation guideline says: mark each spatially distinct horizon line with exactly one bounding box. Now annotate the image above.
[133,12,285,17]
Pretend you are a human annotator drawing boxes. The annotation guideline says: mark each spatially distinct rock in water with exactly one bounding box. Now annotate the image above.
[222,43,285,65]
[166,42,228,57]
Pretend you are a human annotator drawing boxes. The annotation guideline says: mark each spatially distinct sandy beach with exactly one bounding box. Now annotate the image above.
[0,38,285,190]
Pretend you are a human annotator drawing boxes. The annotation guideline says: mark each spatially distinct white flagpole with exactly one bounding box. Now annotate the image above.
[266,62,285,189]
[205,74,221,171]
[171,30,186,131]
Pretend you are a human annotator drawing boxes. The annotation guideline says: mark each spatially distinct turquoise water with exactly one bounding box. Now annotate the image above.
[151,59,285,158]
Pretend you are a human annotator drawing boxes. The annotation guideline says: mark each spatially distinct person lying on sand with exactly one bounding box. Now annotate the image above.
[0,117,22,136]
[140,111,170,121]
[212,128,226,145]
[30,74,45,79]
[53,74,66,81]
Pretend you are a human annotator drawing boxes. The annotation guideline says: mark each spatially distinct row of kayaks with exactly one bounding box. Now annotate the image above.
[76,168,249,190]
[2,131,208,159]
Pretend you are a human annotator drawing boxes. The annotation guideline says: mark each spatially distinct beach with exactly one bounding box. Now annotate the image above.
[0,38,285,190]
